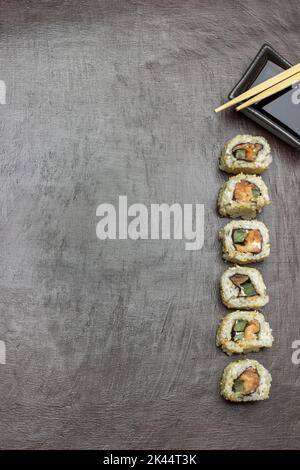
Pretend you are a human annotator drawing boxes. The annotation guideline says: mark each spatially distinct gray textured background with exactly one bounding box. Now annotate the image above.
[0,0,300,450]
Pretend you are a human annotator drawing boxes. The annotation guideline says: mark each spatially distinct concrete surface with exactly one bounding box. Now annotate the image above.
[0,0,300,449]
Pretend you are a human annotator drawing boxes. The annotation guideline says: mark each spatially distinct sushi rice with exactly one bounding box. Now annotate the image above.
[218,173,270,219]
[216,310,273,355]
[219,135,272,174]
[220,265,269,310]
[219,219,270,264]
[221,359,272,402]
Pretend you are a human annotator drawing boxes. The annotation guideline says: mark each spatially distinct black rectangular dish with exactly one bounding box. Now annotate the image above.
[229,44,300,150]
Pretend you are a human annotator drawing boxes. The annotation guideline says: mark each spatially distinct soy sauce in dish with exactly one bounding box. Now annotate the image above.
[251,60,300,139]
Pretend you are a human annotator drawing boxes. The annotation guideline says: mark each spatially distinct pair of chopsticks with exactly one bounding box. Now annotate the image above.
[215,63,300,113]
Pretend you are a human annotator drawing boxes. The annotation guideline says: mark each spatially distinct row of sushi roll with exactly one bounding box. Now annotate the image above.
[217,135,273,403]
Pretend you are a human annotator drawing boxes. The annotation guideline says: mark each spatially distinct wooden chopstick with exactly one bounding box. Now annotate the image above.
[214,63,300,113]
[236,71,300,111]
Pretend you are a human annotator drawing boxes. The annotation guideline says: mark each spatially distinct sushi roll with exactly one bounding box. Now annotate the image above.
[219,220,270,264]
[219,135,272,175]
[218,173,270,219]
[216,310,273,355]
[220,265,269,310]
[220,359,272,402]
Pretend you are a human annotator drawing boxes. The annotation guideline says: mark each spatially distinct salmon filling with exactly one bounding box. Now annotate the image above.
[232,228,262,253]
[231,319,260,342]
[233,368,260,395]
[232,143,263,162]
[233,180,261,202]
[230,274,257,297]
